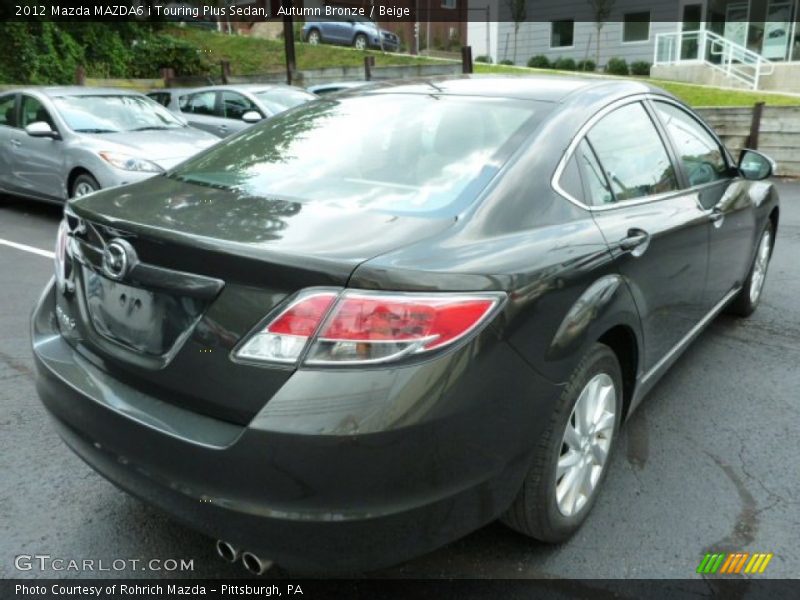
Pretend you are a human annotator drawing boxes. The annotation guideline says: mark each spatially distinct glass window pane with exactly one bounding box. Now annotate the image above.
[623,12,650,42]
[653,101,728,187]
[575,139,614,206]
[0,95,16,127]
[182,91,217,116]
[221,91,258,120]
[21,95,54,129]
[551,20,574,47]
[558,153,584,202]
[587,102,678,202]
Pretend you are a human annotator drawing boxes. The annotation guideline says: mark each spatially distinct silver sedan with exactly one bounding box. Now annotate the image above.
[0,87,220,202]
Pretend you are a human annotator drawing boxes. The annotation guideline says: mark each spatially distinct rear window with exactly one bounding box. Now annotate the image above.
[253,87,316,115]
[170,94,545,217]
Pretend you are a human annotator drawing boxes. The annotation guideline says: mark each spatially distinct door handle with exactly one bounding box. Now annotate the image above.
[618,228,650,256]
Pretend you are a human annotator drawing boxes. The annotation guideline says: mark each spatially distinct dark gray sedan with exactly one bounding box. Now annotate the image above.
[33,76,778,574]
[150,84,316,138]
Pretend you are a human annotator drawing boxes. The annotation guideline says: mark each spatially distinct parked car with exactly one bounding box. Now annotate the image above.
[307,81,372,95]
[0,87,218,202]
[33,76,778,573]
[150,84,316,138]
[303,16,400,51]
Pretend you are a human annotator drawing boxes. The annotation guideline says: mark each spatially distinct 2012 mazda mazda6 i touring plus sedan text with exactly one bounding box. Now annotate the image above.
[32,76,779,573]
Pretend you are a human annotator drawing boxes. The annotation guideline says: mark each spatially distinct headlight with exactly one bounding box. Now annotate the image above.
[99,151,163,173]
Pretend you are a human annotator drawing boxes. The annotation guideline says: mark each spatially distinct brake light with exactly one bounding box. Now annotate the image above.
[235,290,503,365]
[235,292,337,363]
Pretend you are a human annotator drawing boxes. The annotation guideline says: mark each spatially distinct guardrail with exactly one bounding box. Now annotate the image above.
[654,30,774,90]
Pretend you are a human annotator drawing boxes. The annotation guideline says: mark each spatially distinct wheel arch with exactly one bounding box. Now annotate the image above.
[597,324,639,421]
[67,167,96,198]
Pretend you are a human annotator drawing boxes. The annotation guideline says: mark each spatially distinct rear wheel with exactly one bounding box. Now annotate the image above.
[71,173,99,198]
[353,34,368,50]
[307,29,321,45]
[502,343,622,542]
[727,223,774,317]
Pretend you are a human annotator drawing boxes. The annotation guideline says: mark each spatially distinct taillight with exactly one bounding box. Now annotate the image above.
[234,290,503,366]
[235,291,337,363]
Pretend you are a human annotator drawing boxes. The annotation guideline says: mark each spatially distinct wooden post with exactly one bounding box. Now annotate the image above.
[220,60,232,85]
[75,65,86,86]
[160,68,175,88]
[747,101,765,149]
[364,56,375,81]
[461,46,473,74]
[282,8,296,86]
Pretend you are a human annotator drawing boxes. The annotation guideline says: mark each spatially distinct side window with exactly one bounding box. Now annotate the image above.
[0,95,16,127]
[221,91,259,120]
[587,102,678,202]
[147,92,169,107]
[557,153,583,202]
[181,91,217,116]
[575,139,614,206]
[653,101,728,187]
[20,95,56,130]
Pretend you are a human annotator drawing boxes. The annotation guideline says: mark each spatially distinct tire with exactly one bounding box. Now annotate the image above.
[726,222,774,317]
[502,343,623,542]
[353,34,368,50]
[70,173,100,198]
[307,29,321,45]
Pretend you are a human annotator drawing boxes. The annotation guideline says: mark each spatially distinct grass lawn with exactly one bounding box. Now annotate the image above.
[172,27,440,74]
[474,63,800,107]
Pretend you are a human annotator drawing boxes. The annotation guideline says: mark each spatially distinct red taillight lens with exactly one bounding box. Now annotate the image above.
[235,290,502,365]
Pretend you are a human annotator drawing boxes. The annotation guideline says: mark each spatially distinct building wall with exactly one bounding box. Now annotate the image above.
[482,0,681,66]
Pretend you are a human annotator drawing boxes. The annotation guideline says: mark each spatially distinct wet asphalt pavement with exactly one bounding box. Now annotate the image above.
[1,181,798,581]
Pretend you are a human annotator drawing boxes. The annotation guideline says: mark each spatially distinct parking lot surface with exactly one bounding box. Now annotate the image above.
[1,182,798,580]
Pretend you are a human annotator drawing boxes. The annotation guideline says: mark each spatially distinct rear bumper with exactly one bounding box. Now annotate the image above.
[32,279,562,572]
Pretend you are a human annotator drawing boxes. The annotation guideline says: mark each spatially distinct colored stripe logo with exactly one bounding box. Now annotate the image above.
[697,552,773,574]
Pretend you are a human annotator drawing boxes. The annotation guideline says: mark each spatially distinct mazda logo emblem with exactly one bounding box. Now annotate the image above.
[102,239,134,280]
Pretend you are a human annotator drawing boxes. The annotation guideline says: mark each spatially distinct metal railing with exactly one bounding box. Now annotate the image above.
[654,30,775,90]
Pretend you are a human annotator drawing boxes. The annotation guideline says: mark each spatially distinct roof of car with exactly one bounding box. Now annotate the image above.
[33,86,144,97]
[357,75,668,104]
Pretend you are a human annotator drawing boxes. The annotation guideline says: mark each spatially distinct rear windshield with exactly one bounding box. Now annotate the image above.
[170,94,545,217]
[253,88,316,114]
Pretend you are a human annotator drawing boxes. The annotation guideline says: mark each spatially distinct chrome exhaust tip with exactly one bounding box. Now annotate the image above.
[215,540,240,563]
[241,551,273,575]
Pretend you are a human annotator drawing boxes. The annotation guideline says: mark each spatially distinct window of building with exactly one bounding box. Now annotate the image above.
[586,102,678,203]
[551,20,574,48]
[623,12,650,43]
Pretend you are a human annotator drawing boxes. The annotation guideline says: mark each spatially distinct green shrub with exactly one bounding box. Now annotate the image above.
[475,55,492,63]
[130,34,213,77]
[499,59,514,65]
[576,59,596,72]
[553,57,577,71]
[605,57,629,76]
[527,55,550,69]
[630,60,651,76]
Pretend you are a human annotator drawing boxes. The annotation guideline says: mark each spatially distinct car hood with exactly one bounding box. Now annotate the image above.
[84,128,218,168]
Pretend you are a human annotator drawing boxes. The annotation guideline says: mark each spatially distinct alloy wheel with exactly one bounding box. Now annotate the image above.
[555,373,617,517]
[73,182,97,197]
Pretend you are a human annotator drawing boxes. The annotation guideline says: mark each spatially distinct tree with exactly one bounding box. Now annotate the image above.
[587,0,615,68]
[506,0,527,64]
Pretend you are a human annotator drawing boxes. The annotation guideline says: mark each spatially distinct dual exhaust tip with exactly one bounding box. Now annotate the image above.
[215,539,273,576]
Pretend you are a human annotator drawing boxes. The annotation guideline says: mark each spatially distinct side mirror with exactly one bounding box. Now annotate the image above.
[242,111,263,124]
[25,121,59,139]
[738,149,774,181]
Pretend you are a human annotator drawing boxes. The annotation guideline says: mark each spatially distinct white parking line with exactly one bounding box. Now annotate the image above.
[0,238,54,259]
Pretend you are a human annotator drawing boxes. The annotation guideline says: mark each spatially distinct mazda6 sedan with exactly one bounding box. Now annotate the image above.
[32,76,778,573]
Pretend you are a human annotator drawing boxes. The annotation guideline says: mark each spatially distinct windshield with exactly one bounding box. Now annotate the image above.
[54,94,185,133]
[170,94,544,216]
[253,88,316,115]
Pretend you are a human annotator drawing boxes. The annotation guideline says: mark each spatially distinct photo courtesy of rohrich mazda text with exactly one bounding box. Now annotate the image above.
[31,76,778,571]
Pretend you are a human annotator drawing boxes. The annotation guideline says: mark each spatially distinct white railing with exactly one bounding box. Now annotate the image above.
[654,30,775,90]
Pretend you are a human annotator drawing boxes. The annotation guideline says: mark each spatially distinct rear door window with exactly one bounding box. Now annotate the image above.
[181,91,218,116]
[587,102,678,203]
[0,94,17,127]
